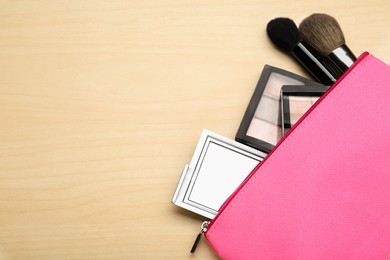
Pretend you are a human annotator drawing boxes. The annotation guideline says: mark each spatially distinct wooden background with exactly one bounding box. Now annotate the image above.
[1,1,390,259]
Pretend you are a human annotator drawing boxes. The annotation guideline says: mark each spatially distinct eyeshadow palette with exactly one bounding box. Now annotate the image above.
[172,129,267,219]
[281,85,329,135]
[236,65,324,153]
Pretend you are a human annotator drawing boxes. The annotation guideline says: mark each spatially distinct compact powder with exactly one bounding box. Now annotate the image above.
[246,72,303,145]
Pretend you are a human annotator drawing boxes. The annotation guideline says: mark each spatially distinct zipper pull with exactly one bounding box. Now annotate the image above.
[190,221,210,254]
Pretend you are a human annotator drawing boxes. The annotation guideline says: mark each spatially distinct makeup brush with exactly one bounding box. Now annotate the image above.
[299,13,357,78]
[267,17,336,85]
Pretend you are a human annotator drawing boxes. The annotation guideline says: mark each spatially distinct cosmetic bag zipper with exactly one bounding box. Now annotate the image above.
[190,221,210,253]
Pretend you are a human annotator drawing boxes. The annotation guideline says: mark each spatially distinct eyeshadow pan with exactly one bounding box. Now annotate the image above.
[252,94,280,124]
[263,72,304,98]
[288,96,318,123]
[247,117,281,145]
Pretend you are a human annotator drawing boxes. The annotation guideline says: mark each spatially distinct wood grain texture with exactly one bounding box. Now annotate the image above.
[1,1,390,259]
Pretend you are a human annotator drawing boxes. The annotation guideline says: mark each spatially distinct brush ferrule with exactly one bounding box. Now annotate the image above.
[328,44,357,75]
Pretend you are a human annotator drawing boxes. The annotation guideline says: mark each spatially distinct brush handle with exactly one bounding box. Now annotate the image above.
[292,42,336,85]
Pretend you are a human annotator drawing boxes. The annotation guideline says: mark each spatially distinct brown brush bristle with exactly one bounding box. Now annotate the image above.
[299,13,345,57]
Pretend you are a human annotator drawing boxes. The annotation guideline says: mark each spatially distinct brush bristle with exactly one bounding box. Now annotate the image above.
[266,18,302,52]
[299,13,345,56]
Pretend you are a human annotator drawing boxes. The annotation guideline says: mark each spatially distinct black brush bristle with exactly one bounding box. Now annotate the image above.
[266,18,302,52]
[299,13,345,56]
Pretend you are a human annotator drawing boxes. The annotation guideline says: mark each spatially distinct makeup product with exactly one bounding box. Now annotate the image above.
[299,13,357,79]
[236,65,323,153]
[204,53,390,260]
[267,17,336,85]
[172,129,267,219]
[281,85,330,135]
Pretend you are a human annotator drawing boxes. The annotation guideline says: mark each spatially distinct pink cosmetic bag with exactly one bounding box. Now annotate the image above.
[205,53,390,259]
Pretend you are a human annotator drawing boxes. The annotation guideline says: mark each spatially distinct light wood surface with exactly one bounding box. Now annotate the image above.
[1,1,390,259]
